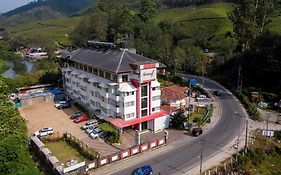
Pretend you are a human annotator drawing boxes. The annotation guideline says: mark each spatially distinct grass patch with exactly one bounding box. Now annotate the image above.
[44,141,85,165]
[8,16,82,46]
[154,3,233,23]
[253,155,281,174]
[99,123,120,143]
[190,107,207,123]
[0,59,9,73]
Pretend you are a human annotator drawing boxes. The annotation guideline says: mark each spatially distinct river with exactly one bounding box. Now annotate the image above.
[1,60,34,78]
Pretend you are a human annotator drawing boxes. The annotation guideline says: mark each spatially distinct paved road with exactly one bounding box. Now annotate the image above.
[92,75,247,175]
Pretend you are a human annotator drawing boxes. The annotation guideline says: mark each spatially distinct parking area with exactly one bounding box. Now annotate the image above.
[19,102,189,157]
[19,102,119,157]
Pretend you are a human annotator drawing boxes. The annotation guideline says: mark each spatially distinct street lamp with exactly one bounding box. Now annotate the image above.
[188,79,197,124]
[199,139,205,175]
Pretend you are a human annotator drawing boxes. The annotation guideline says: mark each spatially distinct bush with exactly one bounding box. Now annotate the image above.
[0,78,39,174]
[99,123,120,143]
[237,92,260,121]
[274,130,281,140]
[63,134,99,160]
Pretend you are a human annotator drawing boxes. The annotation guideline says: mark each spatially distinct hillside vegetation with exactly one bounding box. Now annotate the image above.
[8,17,82,46]
[8,2,281,47]
[0,0,95,27]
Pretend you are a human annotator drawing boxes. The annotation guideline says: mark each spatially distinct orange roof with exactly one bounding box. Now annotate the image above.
[161,105,177,113]
[109,111,169,128]
[161,86,188,100]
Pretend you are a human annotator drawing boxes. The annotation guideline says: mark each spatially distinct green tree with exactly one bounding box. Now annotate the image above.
[0,77,39,175]
[228,0,276,52]
[170,107,186,129]
[71,12,108,45]
[108,6,134,42]
[139,0,159,22]
[173,46,186,72]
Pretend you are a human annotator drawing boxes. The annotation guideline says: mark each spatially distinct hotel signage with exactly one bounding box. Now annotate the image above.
[140,68,156,83]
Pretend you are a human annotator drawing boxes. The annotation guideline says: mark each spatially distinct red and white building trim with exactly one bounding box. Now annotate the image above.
[62,48,169,132]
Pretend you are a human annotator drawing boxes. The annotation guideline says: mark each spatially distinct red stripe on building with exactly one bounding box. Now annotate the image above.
[109,111,169,128]
[143,64,156,69]
[149,82,152,115]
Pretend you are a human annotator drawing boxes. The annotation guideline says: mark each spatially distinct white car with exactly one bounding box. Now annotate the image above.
[89,128,103,139]
[34,127,53,137]
[81,119,98,130]
[85,126,98,134]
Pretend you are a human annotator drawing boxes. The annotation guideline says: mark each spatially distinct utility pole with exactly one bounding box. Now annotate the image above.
[188,81,192,124]
[236,114,241,161]
[237,65,242,92]
[199,139,205,175]
[245,120,248,150]
[266,112,270,133]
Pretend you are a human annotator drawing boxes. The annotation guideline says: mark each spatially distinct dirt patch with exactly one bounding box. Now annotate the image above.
[19,102,119,157]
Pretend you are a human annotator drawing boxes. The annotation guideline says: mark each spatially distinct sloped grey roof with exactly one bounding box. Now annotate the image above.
[68,48,165,73]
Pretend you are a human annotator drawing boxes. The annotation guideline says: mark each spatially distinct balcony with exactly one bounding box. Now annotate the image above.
[151,89,161,97]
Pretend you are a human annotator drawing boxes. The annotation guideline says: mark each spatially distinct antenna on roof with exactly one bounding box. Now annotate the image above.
[87,40,117,50]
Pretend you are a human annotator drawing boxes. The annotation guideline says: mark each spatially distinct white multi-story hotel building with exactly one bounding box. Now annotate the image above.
[61,46,169,132]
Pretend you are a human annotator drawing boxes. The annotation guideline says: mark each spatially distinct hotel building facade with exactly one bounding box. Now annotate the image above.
[61,47,169,132]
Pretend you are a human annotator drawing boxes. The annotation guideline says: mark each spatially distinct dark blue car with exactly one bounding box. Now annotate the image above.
[132,165,153,175]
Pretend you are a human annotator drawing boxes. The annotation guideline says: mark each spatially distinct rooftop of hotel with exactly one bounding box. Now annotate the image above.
[66,47,165,74]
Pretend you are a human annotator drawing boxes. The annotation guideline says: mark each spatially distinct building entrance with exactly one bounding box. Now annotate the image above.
[141,121,148,131]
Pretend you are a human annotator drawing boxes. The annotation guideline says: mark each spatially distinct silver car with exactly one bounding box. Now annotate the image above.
[89,128,103,139]
[81,119,98,130]
[85,126,97,134]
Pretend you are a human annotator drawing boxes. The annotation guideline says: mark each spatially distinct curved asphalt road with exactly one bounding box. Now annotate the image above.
[95,75,247,175]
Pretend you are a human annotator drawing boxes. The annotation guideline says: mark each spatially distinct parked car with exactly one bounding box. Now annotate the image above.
[81,119,98,130]
[89,128,103,139]
[73,115,90,123]
[85,126,98,134]
[192,127,203,137]
[132,165,153,175]
[99,132,108,140]
[214,90,222,96]
[34,127,53,137]
[69,112,82,120]
[55,100,71,109]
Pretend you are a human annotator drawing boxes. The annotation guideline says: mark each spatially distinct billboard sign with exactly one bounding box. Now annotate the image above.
[140,68,156,83]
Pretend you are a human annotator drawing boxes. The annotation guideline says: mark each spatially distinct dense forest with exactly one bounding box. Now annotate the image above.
[163,0,234,7]
[0,78,39,174]
[71,0,281,94]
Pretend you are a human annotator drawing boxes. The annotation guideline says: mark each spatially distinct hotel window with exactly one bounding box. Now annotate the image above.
[95,92,100,98]
[105,72,111,80]
[93,68,98,75]
[125,113,135,119]
[112,74,118,82]
[141,85,148,97]
[90,100,95,106]
[152,87,160,91]
[152,96,160,101]
[152,107,160,112]
[141,109,148,117]
[105,88,109,93]
[122,74,128,82]
[79,64,83,70]
[125,101,135,107]
[88,67,92,73]
[99,70,104,77]
[141,98,148,108]
[83,65,87,71]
